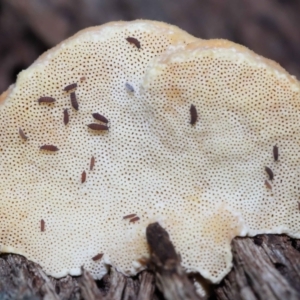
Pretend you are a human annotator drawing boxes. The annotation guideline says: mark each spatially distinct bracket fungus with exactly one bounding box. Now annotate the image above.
[0,20,300,284]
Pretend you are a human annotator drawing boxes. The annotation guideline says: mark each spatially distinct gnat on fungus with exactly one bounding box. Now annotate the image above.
[92,253,104,261]
[70,92,79,111]
[81,171,86,183]
[40,145,59,152]
[126,37,141,49]
[129,217,140,223]
[125,83,134,93]
[63,108,69,125]
[19,128,28,140]
[123,214,137,220]
[1,20,300,285]
[64,83,77,92]
[273,145,279,162]
[90,156,95,171]
[87,124,109,131]
[38,96,56,104]
[40,219,45,232]
[92,113,108,123]
[190,104,198,125]
[265,166,274,181]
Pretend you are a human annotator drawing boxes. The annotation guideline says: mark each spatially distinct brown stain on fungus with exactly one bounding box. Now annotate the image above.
[92,113,108,123]
[40,145,59,152]
[90,156,95,171]
[123,213,136,219]
[81,171,86,183]
[273,145,278,161]
[129,216,140,223]
[265,180,272,190]
[190,104,198,125]
[87,124,109,131]
[38,96,55,104]
[19,128,28,140]
[40,219,45,232]
[265,166,274,181]
[92,253,103,261]
[137,257,149,266]
[63,109,69,125]
[126,37,141,49]
[70,92,79,111]
[64,83,77,92]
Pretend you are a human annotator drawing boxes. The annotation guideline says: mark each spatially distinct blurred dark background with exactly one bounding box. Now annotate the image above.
[1,0,300,94]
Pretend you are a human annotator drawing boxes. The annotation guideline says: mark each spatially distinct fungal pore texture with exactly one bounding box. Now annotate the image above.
[0,20,300,283]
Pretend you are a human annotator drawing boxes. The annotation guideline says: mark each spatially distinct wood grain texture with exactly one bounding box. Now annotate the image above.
[212,235,300,300]
[1,234,300,299]
[146,222,202,300]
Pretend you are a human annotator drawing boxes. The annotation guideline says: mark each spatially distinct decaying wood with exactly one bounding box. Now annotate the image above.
[146,222,202,300]
[0,254,80,300]
[0,233,300,299]
[213,235,300,300]
[0,253,156,300]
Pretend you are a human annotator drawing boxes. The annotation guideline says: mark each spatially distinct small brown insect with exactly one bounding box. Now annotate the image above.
[265,180,272,190]
[80,77,86,81]
[125,83,134,93]
[298,201,300,212]
[190,104,198,125]
[123,213,136,220]
[126,37,141,49]
[92,253,104,261]
[273,145,278,161]
[63,83,77,92]
[63,108,69,125]
[129,216,140,223]
[265,166,274,181]
[90,156,95,171]
[81,171,86,183]
[40,145,59,151]
[92,113,108,123]
[87,124,109,131]
[38,96,56,104]
[40,219,45,232]
[70,92,79,111]
[19,128,28,140]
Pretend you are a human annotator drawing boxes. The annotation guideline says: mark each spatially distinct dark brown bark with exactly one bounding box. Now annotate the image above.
[212,235,300,300]
[1,233,300,299]
[146,222,202,300]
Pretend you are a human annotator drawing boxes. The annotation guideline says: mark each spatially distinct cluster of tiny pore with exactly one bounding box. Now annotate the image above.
[0,21,300,283]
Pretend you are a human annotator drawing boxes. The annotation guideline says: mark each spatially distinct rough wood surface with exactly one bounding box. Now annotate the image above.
[146,222,202,300]
[212,235,300,300]
[0,233,300,299]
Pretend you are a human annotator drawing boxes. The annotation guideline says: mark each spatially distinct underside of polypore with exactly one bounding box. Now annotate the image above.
[0,20,300,284]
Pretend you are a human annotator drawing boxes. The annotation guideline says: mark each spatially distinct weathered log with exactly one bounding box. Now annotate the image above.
[1,233,300,299]
[212,235,300,300]
[146,222,202,300]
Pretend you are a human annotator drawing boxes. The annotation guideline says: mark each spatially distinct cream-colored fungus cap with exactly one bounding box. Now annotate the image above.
[0,20,300,283]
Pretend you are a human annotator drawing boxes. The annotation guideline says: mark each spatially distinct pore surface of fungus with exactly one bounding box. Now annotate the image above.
[0,20,300,283]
